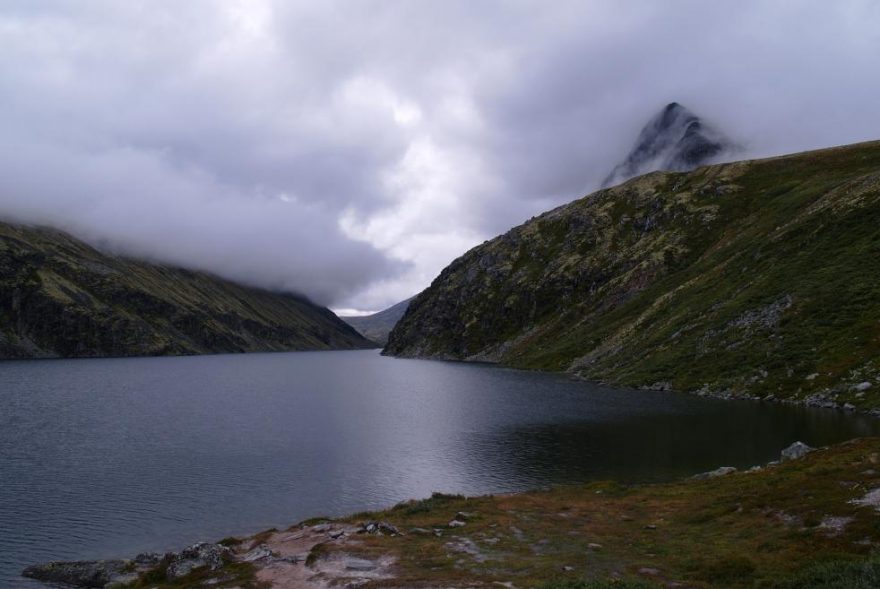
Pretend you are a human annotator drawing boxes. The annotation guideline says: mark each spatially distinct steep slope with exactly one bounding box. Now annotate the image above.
[341,297,413,345]
[603,102,732,187]
[0,221,374,358]
[386,140,880,409]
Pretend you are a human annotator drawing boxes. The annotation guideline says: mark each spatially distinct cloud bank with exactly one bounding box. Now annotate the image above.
[1,1,878,310]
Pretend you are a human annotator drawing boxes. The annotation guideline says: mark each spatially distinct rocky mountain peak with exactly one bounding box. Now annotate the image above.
[602,102,732,187]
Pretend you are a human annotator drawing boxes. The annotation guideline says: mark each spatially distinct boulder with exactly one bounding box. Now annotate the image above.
[165,542,231,580]
[359,520,401,535]
[692,466,737,480]
[780,441,814,461]
[133,552,163,566]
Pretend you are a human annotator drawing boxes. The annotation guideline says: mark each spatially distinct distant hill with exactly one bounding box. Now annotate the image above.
[0,221,375,358]
[342,297,413,345]
[386,140,880,409]
[603,102,733,187]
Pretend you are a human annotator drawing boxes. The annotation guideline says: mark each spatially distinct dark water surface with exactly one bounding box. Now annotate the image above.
[2,350,878,586]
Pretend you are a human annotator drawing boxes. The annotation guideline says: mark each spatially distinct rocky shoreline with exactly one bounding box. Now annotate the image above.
[24,519,407,589]
[623,375,880,416]
[28,439,880,589]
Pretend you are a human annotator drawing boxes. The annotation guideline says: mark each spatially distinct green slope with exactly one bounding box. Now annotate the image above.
[0,221,374,358]
[385,140,880,409]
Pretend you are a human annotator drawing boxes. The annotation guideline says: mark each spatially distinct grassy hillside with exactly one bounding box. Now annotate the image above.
[386,141,880,409]
[0,221,374,358]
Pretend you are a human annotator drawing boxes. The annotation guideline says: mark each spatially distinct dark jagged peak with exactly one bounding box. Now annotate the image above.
[602,102,732,187]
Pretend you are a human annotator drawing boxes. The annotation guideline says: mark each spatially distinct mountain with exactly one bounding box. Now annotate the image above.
[386,140,880,408]
[603,102,733,187]
[341,297,413,345]
[0,221,375,358]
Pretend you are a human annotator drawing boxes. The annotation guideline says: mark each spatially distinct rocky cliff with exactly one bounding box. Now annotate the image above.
[0,221,374,358]
[603,102,733,187]
[386,140,880,409]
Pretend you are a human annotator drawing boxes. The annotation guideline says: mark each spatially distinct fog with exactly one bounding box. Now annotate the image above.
[1,1,878,310]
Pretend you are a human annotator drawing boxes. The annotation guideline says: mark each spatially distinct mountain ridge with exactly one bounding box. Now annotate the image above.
[0,220,375,358]
[386,139,880,410]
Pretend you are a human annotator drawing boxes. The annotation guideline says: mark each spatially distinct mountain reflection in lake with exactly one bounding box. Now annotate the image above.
[2,350,877,587]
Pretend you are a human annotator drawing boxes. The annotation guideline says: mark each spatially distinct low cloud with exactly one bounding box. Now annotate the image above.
[1,1,878,310]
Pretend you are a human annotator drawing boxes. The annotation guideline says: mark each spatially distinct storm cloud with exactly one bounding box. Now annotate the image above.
[1,1,878,310]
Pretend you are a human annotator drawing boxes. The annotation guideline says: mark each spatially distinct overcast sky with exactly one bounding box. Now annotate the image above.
[1,1,878,312]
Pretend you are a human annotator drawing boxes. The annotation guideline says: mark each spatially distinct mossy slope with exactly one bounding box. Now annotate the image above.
[386,141,880,408]
[0,221,374,358]
[204,438,880,588]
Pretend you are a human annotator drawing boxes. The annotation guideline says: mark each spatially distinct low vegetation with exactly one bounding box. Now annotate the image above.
[0,221,373,358]
[387,140,880,409]
[342,439,880,586]
[139,437,880,588]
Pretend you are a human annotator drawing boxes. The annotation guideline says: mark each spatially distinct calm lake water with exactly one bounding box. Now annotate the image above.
[2,349,878,586]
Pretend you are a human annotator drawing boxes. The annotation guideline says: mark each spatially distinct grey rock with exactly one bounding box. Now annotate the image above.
[855,381,873,392]
[241,544,275,563]
[22,559,129,588]
[133,552,162,566]
[359,520,401,535]
[448,519,466,528]
[345,558,377,572]
[165,542,231,580]
[692,466,737,480]
[781,441,814,461]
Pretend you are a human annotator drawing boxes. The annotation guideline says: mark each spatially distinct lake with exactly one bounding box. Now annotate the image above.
[1,349,877,586]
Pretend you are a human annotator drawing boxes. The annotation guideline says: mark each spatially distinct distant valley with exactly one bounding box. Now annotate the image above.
[341,297,413,345]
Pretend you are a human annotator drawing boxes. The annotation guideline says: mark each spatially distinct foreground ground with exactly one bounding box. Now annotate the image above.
[33,437,880,588]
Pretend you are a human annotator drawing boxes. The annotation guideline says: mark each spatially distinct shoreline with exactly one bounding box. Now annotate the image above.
[391,351,880,417]
[24,437,880,588]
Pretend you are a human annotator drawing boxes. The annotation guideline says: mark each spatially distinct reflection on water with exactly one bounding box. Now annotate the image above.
[1,350,877,586]
[486,403,878,486]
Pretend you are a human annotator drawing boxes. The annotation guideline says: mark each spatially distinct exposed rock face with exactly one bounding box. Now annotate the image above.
[603,102,732,187]
[0,220,375,358]
[22,542,234,587]
[165,542,232,579]
[385,140,880,406]
[341,297,413,345]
